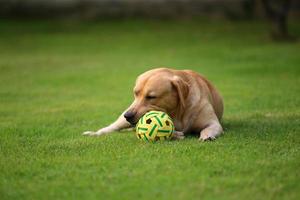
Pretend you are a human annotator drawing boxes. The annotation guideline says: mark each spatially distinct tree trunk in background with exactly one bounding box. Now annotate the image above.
[261,0,296,41]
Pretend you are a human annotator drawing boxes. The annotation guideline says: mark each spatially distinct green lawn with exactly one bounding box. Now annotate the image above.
[0,19,299,200]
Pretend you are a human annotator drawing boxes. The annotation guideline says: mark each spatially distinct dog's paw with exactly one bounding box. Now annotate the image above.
[82,131,97,136]
[199,133,216,141]
[172,131,185,140]
[82,126,113,136]
[82,131,105,136]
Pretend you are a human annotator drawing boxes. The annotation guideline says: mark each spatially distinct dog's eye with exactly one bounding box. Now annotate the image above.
[146,95,156,100]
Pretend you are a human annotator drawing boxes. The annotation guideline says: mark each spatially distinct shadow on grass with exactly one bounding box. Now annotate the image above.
[222,113,299,140]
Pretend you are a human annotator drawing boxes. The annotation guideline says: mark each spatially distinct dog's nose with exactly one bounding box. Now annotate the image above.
[124,111,136,123]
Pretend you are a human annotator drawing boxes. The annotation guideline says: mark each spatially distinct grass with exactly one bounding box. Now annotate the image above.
[0,18,299,200]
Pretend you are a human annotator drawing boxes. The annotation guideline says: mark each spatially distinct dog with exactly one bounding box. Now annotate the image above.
[83,68,224,141]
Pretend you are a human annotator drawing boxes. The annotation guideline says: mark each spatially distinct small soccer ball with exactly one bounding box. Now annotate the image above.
[136,111,174,142]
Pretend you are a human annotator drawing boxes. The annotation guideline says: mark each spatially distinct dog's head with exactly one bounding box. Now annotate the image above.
[124,69,189,125]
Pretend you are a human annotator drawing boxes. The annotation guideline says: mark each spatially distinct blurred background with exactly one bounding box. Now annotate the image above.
[0,0,299,40]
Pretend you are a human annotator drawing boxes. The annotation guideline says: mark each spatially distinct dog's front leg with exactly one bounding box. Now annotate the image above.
[172,131,185,140]
[199,121,223,141]
[82,111,132,136]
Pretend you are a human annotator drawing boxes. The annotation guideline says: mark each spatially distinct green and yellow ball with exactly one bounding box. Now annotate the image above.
[136,111,174,142]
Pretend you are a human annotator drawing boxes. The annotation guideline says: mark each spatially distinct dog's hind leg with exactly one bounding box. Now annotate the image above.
[82,111,132,136]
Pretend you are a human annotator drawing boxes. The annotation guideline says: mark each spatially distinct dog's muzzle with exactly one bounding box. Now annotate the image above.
[124,111,137,125]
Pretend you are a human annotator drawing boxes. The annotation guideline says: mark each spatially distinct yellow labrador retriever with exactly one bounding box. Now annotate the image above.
[83,68,223,141]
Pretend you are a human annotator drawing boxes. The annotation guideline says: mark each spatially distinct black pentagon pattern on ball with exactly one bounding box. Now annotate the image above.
[165,120,170,126]
[146,118,152,124]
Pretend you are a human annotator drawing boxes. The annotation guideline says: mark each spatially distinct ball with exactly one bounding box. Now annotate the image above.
[136,111,174,142]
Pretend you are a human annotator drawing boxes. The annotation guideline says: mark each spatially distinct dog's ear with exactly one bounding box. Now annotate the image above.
[171,76,189,113]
